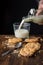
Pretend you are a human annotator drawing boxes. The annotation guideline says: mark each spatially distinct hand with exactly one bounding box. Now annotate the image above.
[35,0,43,25]
[36,0,43,15]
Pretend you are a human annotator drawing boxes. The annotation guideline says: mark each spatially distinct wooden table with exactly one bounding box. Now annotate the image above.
[0,35,43,65]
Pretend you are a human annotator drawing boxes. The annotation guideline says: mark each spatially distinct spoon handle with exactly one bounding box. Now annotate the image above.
[2,48,15,57]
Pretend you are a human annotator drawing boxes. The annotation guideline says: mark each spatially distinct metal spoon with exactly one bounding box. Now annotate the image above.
[2,42,22,57]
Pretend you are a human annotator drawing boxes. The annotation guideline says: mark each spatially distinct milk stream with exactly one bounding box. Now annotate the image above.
[15,17,31,38]
[19,15,43,29]
[15,15,43,38]
[19,17,32,29]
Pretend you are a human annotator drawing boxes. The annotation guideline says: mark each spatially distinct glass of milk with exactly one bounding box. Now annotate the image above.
[13,23,30,38]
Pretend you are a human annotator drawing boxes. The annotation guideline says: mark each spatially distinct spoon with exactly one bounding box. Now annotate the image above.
[2,42,22,57]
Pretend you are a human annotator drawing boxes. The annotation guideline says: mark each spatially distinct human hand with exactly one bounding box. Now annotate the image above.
[36,0,43,15]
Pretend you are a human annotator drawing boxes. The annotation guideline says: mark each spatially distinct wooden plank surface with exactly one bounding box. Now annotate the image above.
[0,35,43,65]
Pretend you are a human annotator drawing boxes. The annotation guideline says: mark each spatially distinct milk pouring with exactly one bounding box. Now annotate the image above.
[14,15,43,38]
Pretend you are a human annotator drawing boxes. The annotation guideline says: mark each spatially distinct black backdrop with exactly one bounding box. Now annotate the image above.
[0,0,38,34]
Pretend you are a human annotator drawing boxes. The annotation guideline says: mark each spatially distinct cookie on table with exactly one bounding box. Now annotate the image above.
[5,38,22,48]
[24,37,39,43]
[8,38,22,43]
[19,42,41,57]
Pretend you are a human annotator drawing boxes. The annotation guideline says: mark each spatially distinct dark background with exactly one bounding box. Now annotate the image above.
[0,0,40,35]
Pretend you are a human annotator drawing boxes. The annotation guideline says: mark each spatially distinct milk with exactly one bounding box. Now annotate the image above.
[14,15,43,38]
[19,17,31,29]
[15,29,29,38]
[15,17,30,38]
[19,15,43,29]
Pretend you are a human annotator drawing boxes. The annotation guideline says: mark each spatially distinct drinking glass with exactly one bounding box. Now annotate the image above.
[13,23,30,38]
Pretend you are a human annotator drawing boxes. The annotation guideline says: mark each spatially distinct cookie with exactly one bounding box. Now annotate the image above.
[5,38,22,48]
[25,37,39,43]
[19,42,41,56]
[8,38,22,43]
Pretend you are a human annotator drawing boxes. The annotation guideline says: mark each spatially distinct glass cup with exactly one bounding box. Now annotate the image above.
[13,23,30,38]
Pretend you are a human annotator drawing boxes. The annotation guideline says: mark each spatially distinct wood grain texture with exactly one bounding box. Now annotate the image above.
[0,35,43,65]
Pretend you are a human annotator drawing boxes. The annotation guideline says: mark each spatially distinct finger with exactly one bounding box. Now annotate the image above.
[36,9,42,15]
